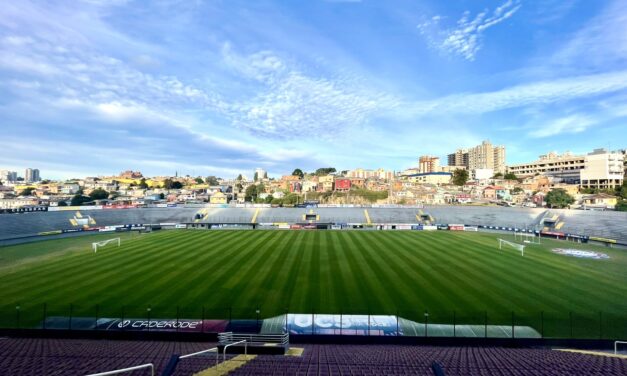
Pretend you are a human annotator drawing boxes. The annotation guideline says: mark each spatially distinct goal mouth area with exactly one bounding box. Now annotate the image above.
[498,238,525,256]
[92,238,121,253]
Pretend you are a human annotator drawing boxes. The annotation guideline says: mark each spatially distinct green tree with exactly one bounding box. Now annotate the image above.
[236,174,243,181]
[19,187,35,196]
[70,194,91,206]
[292,168,304,178]
[282,193,300,205]
[89,188,109,200]
[504,172,518,180]
[512,187,524,194]
[171,181,183,189]
[138,178,148,189]
[158,193,165,199]
[545,188,574,208]
[264,194,274,204]
[452,169,469,186]
[615,199,627,211]
[57,201,68,207]
[195,177,204,184]
[315,167,336,176]
[254,172,259,182]
[492,172,503,178]
[205,176,219,185]
[245,184,258,202]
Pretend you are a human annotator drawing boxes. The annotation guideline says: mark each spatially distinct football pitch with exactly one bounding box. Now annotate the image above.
[1,230,626,338]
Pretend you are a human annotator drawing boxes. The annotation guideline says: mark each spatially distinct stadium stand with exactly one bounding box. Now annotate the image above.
[0,338,625,375]
[1,206,626,244]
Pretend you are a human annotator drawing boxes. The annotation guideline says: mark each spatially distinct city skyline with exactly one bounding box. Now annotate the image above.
[1,0,627,179]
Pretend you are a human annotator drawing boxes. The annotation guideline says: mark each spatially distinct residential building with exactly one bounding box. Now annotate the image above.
[508,149,624,188]
[580,149,624,189]
[0,170,18,183]
[507,151,585,183]
[318,175,334,192]
[25,168,40,182]
[209,191,227,204]
[483,185,509,200]
[120,170,143,179]
[404,172,452,185]
[254,168,267,181]
[581,193,618,210]
[347,168,394,181]
[448,140,506,174]
[334,178,351,191]
[418,156,440,173]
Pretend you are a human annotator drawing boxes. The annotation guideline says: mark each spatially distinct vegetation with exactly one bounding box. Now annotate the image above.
[162,179,183,189]
[138,178,148,189]
[18,187,35,196]
[492,172,503,179]
[0,231,625,338]
[504,172,518,180]
[88,188,109,200]
[194,177,204,184]
[291,168,304,179]
[70,194,91,206]
[314,167,336,176]
[205,176,219,186]
[545,188,574,208]
[452,169,469,186]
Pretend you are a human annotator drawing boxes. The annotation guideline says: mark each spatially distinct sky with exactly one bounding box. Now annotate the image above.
[1,0,626,180]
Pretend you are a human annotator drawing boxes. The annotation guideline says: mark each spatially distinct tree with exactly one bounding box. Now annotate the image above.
[452,169,469,186]
[254,172,259,182]
[504,172,518,180]
[89,188,109,200]
[315,167,336,176]
[492,172,503,179]
[512,187,524,194]
[616,199,627,211]
[264,194,274,204]
[19,187,35,196]
[163,179,183,189]
[138,178,148,189]
[158,193,165,199]
[171,181,183,189]
[57,201,68,207]
[292,168,304,179]
[195,177,204,184]
[545,188,574,208]
[205,176,219,185]
[236,174,243,181]
[245,184,258,202]
[70,194,91,206]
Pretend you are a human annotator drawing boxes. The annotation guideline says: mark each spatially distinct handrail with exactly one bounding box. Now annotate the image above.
[179,347,218,359]
[86,363,154,376]
[223,340,247,363]
[615,341,627,355]
[179,346,219,367]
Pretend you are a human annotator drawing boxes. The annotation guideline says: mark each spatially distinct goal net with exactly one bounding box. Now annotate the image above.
[498,238,525,256]
[514,231,540,244]
[92,238,121,253]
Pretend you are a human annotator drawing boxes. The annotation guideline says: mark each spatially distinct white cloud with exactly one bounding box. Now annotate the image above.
[222,46,400,139]
[403,70,627,116]
[418,0,521,61]
[528,114,596,138]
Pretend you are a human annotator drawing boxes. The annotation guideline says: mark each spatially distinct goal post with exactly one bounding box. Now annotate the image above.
[514,231,540,244]
[92,237,121,253]
[498,238,525,256]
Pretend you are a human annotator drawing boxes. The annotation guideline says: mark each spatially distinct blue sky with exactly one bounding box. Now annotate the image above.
[1,0,626,180]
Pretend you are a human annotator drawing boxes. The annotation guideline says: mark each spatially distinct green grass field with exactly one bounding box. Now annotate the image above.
[1,230,626,338]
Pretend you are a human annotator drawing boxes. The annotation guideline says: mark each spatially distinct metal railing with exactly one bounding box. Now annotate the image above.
[615,341,627,355]
[223,339,247,363]
[85,363,154,376]
[179,346,219,367]
[218,331,289,346]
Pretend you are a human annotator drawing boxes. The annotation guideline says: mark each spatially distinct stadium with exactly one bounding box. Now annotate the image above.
[0,205,626,375]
